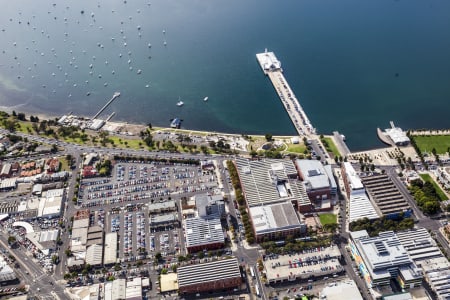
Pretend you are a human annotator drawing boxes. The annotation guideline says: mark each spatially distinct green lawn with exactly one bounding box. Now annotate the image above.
[17,121,34,134]
[319,213,337,225]
[412,135,450,155]
[322,137,340,157]
[108,136,146,150]
[419,173,448,201]
[59,157,70,172]
[285,143,307,154]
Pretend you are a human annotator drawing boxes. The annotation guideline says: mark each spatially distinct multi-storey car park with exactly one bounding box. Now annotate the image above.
[360,174,412,218]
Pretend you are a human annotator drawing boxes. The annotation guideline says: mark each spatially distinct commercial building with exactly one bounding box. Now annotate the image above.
[148,200,177,214]
[177,258,242,294]
[86,244,103,267]
[26,229,59,255]
[160,273,179,293]
[104,278,126,300]
[235,158,309,241]
[0,255,16,283]
[348,194,380,223]
[125,277,142,300]
[249,202,305,242]
[342,162,379,223]
[361,174,411,218]
[103,232,118,265]
[0,178,17,191]
[384,122,410,146]
[38,188,64,219]
[319,280,363,300]
[341,162,365,198]
[235,158,310,211]
[184,217,225,253]
[436,167,450,190]
[396,228,450,300]
[295,159,337,210]
[149,213,179,229]
[194,193,225,218]
[86,225,103,246]
[349,230,422,289]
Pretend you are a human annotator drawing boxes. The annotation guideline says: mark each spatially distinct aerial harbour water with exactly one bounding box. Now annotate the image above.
[1,0,450,151]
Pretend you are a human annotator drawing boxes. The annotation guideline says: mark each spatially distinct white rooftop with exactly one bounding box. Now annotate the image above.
[352,231,419,281]
[320,280,363,300]
[256,49,282,73]
[348,193,379,223]
[249,202,302,235]
[295,159,331,190]
[343,162,364,192]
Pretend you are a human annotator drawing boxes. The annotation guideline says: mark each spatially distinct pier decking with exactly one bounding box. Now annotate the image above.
[92,92,121,120]
[256,50,315,137]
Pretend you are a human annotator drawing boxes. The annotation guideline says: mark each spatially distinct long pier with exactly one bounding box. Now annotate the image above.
[92,92,121,120]
[256,50,315,137]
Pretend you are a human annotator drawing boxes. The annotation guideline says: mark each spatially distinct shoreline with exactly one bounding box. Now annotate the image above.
[4,106,301,140]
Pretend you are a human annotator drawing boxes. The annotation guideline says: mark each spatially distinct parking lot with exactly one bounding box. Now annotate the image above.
[78,161,218,208]
[263,246,344,284]
[103,203,183,263]
[77,160,221,264]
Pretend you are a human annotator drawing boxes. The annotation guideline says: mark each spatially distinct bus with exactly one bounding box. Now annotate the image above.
[250,266,256,279]
[255,284,260,297]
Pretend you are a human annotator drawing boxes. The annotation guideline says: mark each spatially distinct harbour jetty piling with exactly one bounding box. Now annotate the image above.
[92,92,121,120]
[256,49,315,137]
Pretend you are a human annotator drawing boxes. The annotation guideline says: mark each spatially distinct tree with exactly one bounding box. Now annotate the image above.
[155,252,162,261]
[200,145,208,154]
[17,113,26,121]
[51,255,59,264]
[8,236,16,245]
[265,133,273,142]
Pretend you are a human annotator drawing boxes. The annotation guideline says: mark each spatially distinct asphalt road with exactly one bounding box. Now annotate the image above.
[0,235,66,299]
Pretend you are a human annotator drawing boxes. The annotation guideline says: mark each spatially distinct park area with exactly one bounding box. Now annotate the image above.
[412,135,450,154]
[319,213,337,225]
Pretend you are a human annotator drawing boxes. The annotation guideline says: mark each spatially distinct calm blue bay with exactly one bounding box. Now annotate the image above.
[0,0,450,151]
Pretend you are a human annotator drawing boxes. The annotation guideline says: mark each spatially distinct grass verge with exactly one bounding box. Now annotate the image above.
[419,173,448,201]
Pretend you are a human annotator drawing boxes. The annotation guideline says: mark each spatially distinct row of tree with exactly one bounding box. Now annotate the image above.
[349,216,414,236]
[227,160,255,244]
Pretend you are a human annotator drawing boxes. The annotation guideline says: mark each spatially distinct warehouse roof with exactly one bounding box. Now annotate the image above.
[178,258,241,287]
[235,158,310,207]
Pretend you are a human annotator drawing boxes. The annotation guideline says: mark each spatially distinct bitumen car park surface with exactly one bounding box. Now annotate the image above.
[74,160,223,286]
[78,161,218,208]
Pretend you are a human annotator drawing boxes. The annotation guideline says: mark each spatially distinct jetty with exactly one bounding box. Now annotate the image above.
[333,131,351,156]
[256,49,315,137]
[92,92,121,120]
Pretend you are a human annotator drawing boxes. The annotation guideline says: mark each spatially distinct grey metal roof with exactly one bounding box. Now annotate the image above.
[177,258,241,287]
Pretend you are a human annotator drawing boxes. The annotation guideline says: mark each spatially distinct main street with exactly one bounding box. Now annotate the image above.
[0,235,66,299]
